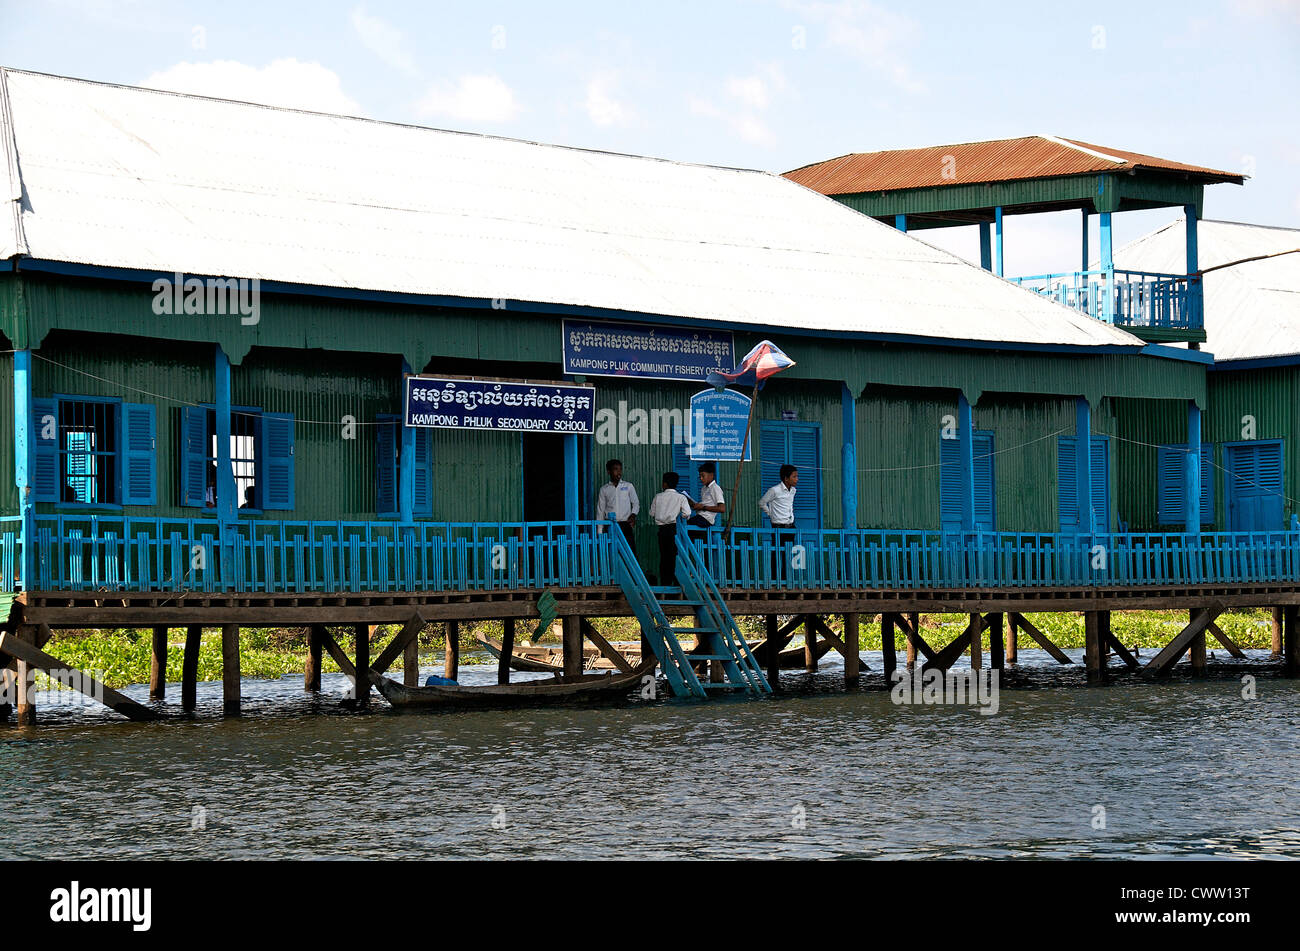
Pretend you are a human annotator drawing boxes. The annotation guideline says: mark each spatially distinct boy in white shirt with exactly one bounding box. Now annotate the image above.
[595,458,639,553]
[687,461,726,536]
[649,471,692,586]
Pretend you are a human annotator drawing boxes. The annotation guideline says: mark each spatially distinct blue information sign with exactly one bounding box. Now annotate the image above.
[562,319,735,383]
[405,377,596,434]
[688,389,752,462]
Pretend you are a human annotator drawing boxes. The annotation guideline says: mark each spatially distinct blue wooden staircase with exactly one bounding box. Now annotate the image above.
[609,522,770,699]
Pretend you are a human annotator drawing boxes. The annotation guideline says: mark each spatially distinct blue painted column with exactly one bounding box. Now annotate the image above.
[1081,209,1089,270]
[1076,398,1093,535]
[214,346,236,521]
[399,361,416,521]
[1184,204,1201,330]
[1099,211,1114,324]
[1186,401,1202,535]
[563,434,579,523]
[13,349,33,590]
[993,206,1004,277]
[959,393,975,532]
[894,214,907,233]
[978,222,992,271]
[841,382,857,530]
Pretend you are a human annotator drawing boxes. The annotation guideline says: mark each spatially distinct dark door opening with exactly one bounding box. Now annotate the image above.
[522,434,567,524]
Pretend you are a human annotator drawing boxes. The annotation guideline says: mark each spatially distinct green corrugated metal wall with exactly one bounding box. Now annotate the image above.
[0,347,16,516]
[1206,368,1298,527]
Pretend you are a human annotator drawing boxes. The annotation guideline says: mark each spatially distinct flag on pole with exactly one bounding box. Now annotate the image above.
[706,340,796,390]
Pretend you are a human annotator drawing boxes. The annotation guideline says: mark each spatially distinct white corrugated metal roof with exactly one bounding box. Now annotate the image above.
[0,68,1145,351]
[1113,218,1300,361]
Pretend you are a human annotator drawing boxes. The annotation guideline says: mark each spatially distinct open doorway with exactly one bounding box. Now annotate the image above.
[522,434,566,524]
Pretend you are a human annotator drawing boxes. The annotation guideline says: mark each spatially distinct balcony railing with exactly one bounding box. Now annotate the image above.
[1010,268,1202,331]
[2,516,1296,594]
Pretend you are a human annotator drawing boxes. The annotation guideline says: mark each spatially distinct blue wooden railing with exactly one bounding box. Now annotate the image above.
[2,516,1296,594]
[1009,268,1202,331]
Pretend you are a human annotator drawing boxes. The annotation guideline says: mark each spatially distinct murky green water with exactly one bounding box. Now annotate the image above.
[1,649,1296,859]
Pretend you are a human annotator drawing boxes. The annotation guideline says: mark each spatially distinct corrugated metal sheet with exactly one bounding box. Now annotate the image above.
[1205,368,1298,527]
[0,68,1145,351]
[0,350,16,516]
[785,135,1243,195]
[1113,219,1300,361]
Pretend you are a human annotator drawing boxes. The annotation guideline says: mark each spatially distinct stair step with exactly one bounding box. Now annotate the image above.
[658,598,705,607]
[700,681,747,690]
[671,626,719,635]
[685,653,733,661]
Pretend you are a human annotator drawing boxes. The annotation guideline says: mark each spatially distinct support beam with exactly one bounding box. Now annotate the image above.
[1189,608,1207,677]
[1012,613,1074,664]
[978,222,992,271]
[581,618,635,674]
[1185,204,1202,328]
[1271,608,1283,658]
[806,615,866,675]
[182,626,201,711]
[149,626,168,701]
[845,613,862,689]
[354,624,373,708]
[804,617,818,672]
[987,612,1004,670]
[305,624,323,691]
[562,615,582,677]
[403,632,419,687]
[1099,211,1114,323]
[894,214,907,232]
[1105,630,1140,669]
[968,612,982,670]
[1143,607,1223,678]
[1207,621,1245,659]
[1186,401,1202,536]
[0,632,159,721]
[1284,606,1299,678]
[498,618,515,686]
[1081,208,1089,271]
[924,614,988,673]
[318,628,356,681]
[765,614,781,692]
[443,621,459,681]
[1084,611,1106,686]
[14,626,35,725]
[221,623,240,715]
[875,613,890,689]
[214,347,236,521]
[1006,613,1019,664]
[370,612,426,677]
[993,205,1004,276]
[13,349,34,592]
[841,383,857,530]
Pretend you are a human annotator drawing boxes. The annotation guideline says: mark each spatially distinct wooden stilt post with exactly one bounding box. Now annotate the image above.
[1006,613,1018,664]
[149,626,168,701]
[305,624,323,691]
[354,624,373,708]
[1189,608,1207,677]
[1271,608,1284,658]
[988,612,1004,670]
[0,665,14,722]
[182,626,201,712]
[14,626,35,725]
[877,613,893,689]
[968,613,982,670]
[1084,611,1106,686]
[403,628,419,688]
[498,618,515,686]
[443,621,459,682]
[765,614,781,692]
[562,615,582,677]
[843,613,861,689]
[1284,606,1299,678]
[805,616,818,672]
[221,623,240,716]
[905,614,919,669]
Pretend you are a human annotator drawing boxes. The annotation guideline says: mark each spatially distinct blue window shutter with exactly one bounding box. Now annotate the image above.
[758,420,786,527]
[260,412,295,510]
[1057,436,1078,533]
[1157,444,1215,526]
[789,423,821,529]
[670,424,699,500]
[973,431,995,531]
[180,405,207,507]
[939,436,962,531]
[376,415,398,516]
[413,426,432,516]
[31,397,59,502]
[1200,450,1215,524]
[121,402,157,505]
[1090,437,1110,531]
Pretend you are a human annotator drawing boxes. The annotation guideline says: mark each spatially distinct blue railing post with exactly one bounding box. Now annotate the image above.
[399,360,416,522]
[1186,401,1202,536]
[1099,212,1114,323]
[994,206,1004,277]
[13,349,33,591]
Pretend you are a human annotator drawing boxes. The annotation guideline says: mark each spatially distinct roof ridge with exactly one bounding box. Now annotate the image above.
[1041,134,1127,165]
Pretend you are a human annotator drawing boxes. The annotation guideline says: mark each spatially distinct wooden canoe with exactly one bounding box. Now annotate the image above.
[480,633,832,672]
[368,661,656,710]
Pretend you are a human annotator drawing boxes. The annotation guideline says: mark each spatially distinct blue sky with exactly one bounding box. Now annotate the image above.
[3,0,1297,273]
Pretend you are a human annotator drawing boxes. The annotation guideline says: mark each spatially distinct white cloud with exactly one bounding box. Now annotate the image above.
[783,0,925,93]
[350,5,418,77]
[689,95,774,146]
[689,63,788,147]
[725,63,787,110]
[583,74,633,127]
[142,59,365,115]
[415,74,521,123]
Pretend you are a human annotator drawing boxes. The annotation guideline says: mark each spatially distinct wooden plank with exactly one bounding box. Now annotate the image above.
[805,614,819,672]
[182,625,201,712]
[355,624,374,708]
[1143,607,1223,677]
[807,615,866,674]
[221,624,240,716]
[444,621,459,681]
[318,628,357,680]
[969,612,982,671]
[845,612,861,689]
[370,612,426,677]
[580,618,635,674]
[1006,613,1018,663]
[906,623,937,663]
[305,623,323,691]
[1206,621,1245,659]
[0,632,159,722]
[923,615,988,673]
[562,615,582,677]
[149,626,168,701]
[498,618,515,686]
[1104,630,1139,670]
[1272,607,1283,658]
[403,632,419,688]
[1012,613,1074,665]
[1084,612,1106,686]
